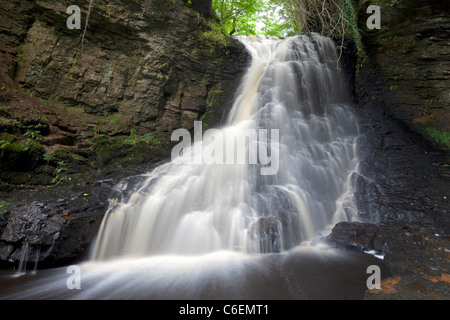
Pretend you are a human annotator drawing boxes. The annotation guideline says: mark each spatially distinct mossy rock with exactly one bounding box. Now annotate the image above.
[92,137,170,169]
[35,164,58,176]
[94,140,133,166]
[19,117,50,135]
[0,140,44,171]
[0,105,10,117]
[46,147,95,181]
[0,132,17,143]
[51,147,80,162]
[0,117,20,133]
[0,199,11,213]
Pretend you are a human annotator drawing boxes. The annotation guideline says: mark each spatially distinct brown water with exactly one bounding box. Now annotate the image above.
[0,246,389,300]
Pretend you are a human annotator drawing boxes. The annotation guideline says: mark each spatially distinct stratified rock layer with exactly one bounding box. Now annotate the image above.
[357,0,450,147]
[6,0,248,137]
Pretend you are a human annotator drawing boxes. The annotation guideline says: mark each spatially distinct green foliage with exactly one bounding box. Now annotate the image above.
[104,113,123,125]
[0,85,12,101]
[340,0,363,55]
[278,0,364,57]
[15,54,25,64]
[211,0,365,58]
[0,105,10,115]
[426,127,450,150]
[212,0,298,37]
[92,124,100,134]
[0,116,20,132]
[0,132,17,144]
[42,152,56,163]
[0,140,11,152]
[124,128,140,145]
[0,111,48,137]
[124,128,164,147]
[389,84,398,91]
[51,160,67,185]
[43,151,68,185]
[140,133,157,143]
[200,21,232,49]
[23,129,43,141]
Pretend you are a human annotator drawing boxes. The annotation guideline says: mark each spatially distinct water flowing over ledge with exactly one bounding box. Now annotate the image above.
[0,34,388,301]
[91,34,361,260]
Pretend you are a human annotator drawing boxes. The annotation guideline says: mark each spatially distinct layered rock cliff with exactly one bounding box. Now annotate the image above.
[356,0,449,149]
[0,0,248,185]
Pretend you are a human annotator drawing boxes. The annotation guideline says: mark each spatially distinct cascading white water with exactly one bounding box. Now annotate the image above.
[0,34,382,301]
[91,34,360,260]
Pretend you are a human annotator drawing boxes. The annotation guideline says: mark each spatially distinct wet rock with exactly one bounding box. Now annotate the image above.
[326,221,379,252]
[364,221,450,300]
[0,180,114,267]
[1,202,63,245]
[248,216,282,253]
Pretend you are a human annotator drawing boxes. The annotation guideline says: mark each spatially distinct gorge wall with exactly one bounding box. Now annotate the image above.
[0,0,248,186]
[351,0,449,229]
[356,0,449,148]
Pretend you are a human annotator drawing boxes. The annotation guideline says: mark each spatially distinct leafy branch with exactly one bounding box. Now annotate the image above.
[220,0,259,22]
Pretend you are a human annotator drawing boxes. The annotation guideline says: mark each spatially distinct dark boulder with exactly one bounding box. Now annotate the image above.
[0,180,113,268]
[326,221,380,252]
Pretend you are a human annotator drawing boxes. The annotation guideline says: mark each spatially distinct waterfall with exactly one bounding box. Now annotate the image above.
[32,246,40,275]
[91,34,360,260]
[16,242,29,275]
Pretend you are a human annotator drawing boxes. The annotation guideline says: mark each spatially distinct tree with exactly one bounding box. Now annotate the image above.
[212,0,298,37]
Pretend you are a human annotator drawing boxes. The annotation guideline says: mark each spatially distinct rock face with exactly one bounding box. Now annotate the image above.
[356,0,450,148]
[247,216,282,253]
[326,221,380,252]
[0,0,249,188]
[0,180,113,267]
[351,0,450,232]
[6,0,247,137]
[326,220,450,300]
